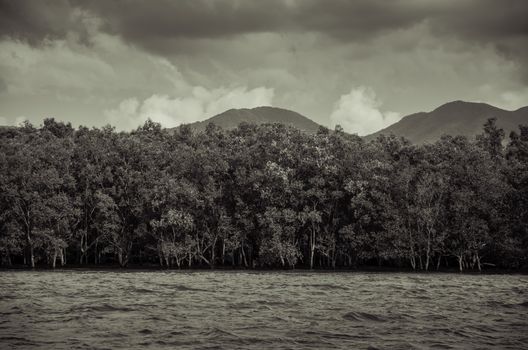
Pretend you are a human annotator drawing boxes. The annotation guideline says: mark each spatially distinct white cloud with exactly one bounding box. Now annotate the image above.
[0,116,29,126]
[104,98,141,128]
[14,116,28,126]
[330,87,401,136]
[104,86,274,130]
[498,89,528,111]
[0,29,191,127]
[2,13,526,130]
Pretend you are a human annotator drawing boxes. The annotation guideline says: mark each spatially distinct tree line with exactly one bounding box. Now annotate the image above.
[0,118,527,271]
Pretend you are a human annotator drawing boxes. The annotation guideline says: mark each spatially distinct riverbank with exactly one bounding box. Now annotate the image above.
[2,264,526,274]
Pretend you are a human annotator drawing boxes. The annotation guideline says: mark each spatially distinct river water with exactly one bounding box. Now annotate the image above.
[0,271,527,349]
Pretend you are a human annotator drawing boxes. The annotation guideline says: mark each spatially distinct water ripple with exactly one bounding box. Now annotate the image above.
[0,271,527,349]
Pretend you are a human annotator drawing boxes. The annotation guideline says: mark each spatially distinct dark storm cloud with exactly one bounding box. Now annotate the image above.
[82,0,528,40]
[3,0,527,47]
[0,0,92,44]
[92,1,528,44]
[1,0,527,129]
[432,1,528,39]
[81,0,422,42]
[426,0,528,71]
[73,0,527,77]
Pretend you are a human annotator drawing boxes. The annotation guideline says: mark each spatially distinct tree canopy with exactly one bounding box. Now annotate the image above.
[0,118,526,271]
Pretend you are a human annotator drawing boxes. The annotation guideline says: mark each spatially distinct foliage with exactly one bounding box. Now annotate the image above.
[0,118,526,270]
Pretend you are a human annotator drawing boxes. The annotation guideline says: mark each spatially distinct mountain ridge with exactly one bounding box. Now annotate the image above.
[3,101,526,143]
[365,101,528,143]
[182,106,322,134]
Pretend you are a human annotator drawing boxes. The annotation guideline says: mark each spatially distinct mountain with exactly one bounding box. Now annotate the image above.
[366,101,528,144]
[184,106,322,134]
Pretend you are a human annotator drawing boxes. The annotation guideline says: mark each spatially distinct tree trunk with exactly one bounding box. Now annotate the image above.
[117,249,123,267]
[409,242,416,270]
[52,249,57,269]
[425,230,432,271]
[80,231,88,265]
[241,244,248,267]
[60,248,65,266]
[221,240,225,265]
[84,232,88,264]
[309,226,315,270]
[436,255,441,271]
[425,243,431,271]
[158,251,163,267]
[458,255,463,272]
[200,254,211,267]
[210,237,217,269]
[26,230,35,268]
[118,248,128,267]
[29,244,35,268]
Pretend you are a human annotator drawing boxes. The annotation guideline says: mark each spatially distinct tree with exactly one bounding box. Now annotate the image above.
[0,117,523,271]
[503,125,528,267]
[476,118,505,160]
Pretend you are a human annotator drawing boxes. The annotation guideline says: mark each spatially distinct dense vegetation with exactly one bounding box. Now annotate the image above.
[0,118,527,271]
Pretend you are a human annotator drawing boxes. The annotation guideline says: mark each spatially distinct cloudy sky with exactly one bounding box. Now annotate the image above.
[1,0,527,134]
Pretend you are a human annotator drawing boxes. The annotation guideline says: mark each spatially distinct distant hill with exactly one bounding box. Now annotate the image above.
[183,106,322,134]
[366,101,528,144]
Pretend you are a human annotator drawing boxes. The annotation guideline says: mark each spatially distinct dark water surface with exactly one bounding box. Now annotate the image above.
[1,271,527,349]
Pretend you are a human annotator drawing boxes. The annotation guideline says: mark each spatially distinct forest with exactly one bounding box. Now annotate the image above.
[0,118,527,272]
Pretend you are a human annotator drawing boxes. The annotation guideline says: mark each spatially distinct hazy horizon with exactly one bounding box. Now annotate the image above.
[1,0,528,133]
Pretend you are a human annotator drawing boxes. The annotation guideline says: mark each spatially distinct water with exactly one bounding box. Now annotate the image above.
[0,271,527,349]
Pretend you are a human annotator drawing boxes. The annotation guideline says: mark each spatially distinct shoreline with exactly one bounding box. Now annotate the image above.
[1,264,526,275]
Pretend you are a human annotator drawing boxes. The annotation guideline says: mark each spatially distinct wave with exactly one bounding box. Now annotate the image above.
[71,303,135,313]
[155,283,209,292]
[342,311,387,322]
[202,327,240,338]
[2,272,526,349]
[0,336,38,346]
[301,283,349,291]
[487,300,528,309]
[126,287,156,294]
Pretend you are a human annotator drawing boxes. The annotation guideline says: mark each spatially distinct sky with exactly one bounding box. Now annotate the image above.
[1,0,527,135]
